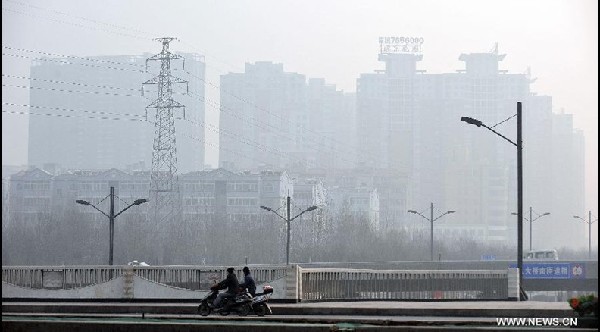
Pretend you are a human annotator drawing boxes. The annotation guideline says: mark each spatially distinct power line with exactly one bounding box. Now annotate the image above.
[4,0,154,38]
[190,90,354,158]
[4,70,360,165]
[199,100,359,166]
[3,3,367,160]
[3,46,147,70]
[4,46,365,160]
[2,5,152,41]
[2,74,144,92]
[2,109,151,122]
[185,118,291,161]
[5,0,240,74]
[2,52,145,74]
[2,103,147,119]
[3,103,312,170]
[2,84,144,98]
[181,133,278,169]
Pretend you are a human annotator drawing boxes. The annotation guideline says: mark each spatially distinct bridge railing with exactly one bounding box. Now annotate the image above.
[132,265,287,290]
[300,268,508,300]
[2,266,125,289]
[2,265,287,291]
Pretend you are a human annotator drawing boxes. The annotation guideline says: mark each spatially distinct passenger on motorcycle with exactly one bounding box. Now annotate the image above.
[213,267,239,308]
[239,266,256,296]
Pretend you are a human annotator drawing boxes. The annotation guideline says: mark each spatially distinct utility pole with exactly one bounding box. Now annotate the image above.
[574,211,598,259]
[529,206,532,252]
[143,38,188,239]
[109,186,115,266]
[430,202,434,262]
[517,102,523,299]
[591,211,593,259]
[287,196,291,266]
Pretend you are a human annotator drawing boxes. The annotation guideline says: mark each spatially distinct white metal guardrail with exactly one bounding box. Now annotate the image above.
[2,265,287,291]
[300,268,508,300]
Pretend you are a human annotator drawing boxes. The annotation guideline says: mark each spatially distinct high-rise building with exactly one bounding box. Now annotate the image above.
[357,42,585,246]
[27,53,205,173]
[549,113,586,248]
[219,61,306,171]
[219,61,355,171]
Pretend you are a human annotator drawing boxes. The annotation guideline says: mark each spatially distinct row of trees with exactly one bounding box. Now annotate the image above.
[2,206,596,266]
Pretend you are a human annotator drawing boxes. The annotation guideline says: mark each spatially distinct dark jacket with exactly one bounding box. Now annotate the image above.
[239,274,256,296]
[217,273,239,294]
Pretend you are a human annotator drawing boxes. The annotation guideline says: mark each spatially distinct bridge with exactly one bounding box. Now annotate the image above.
[3,260,596,301]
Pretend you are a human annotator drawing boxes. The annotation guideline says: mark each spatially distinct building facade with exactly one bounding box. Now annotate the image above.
[219,61,356,171]
[356,45,585,246]
[27,53,206,173]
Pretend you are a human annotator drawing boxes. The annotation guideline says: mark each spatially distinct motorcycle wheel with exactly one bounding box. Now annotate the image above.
[255,303,268,316]
[198,303,210,316]
[238,304,250,316]
[219,300,231,316]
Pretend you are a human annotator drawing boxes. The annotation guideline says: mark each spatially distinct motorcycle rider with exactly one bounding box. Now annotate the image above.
[213,267,239,308]
[239,266,256,296]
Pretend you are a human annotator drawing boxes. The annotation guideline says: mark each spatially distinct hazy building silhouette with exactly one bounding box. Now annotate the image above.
[219,61,355,171]
[27,53,206,173]
[357,46,585,247]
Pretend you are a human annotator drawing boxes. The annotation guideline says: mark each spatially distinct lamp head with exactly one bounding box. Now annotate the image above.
[461,117,483,127]
[76,200,90,205]
[306,206,318,212]
[133,199,148,205]
[260,206,272,212]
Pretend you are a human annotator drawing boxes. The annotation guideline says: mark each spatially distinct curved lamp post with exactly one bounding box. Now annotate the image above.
[461,101,525,300]
[573,211,598,259]
[76,186,148,265]
[511,208,550,251]
[261,196,317,265]
[408,203,455,261]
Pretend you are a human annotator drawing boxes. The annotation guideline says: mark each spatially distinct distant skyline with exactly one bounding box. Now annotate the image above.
[2,0,597,217]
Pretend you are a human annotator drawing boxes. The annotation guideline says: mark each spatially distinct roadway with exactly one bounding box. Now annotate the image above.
[3,300,598,331]
[3,312,597,331]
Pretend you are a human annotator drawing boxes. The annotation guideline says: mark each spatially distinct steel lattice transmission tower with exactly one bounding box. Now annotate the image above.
[143,37,188,225]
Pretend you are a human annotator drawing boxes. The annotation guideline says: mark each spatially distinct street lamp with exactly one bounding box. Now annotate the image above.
[408,203,455,261]
[511,207,550,251]
[261,196,318,265]
[573,211,598,259]
[461,101,525,300]
[76,186,148,265]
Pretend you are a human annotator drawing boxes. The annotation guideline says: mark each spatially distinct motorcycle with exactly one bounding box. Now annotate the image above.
[198,284,252,316]
[250,285,274,316]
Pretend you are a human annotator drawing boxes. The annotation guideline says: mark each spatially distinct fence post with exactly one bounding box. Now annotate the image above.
[284,264,300,302]
[508,267,519,301]
[123,265,135,299]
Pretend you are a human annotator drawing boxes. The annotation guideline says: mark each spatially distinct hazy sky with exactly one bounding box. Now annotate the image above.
[2,0,598,215]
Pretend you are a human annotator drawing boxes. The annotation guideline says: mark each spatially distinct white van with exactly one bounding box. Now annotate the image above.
[524,249,559,261]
